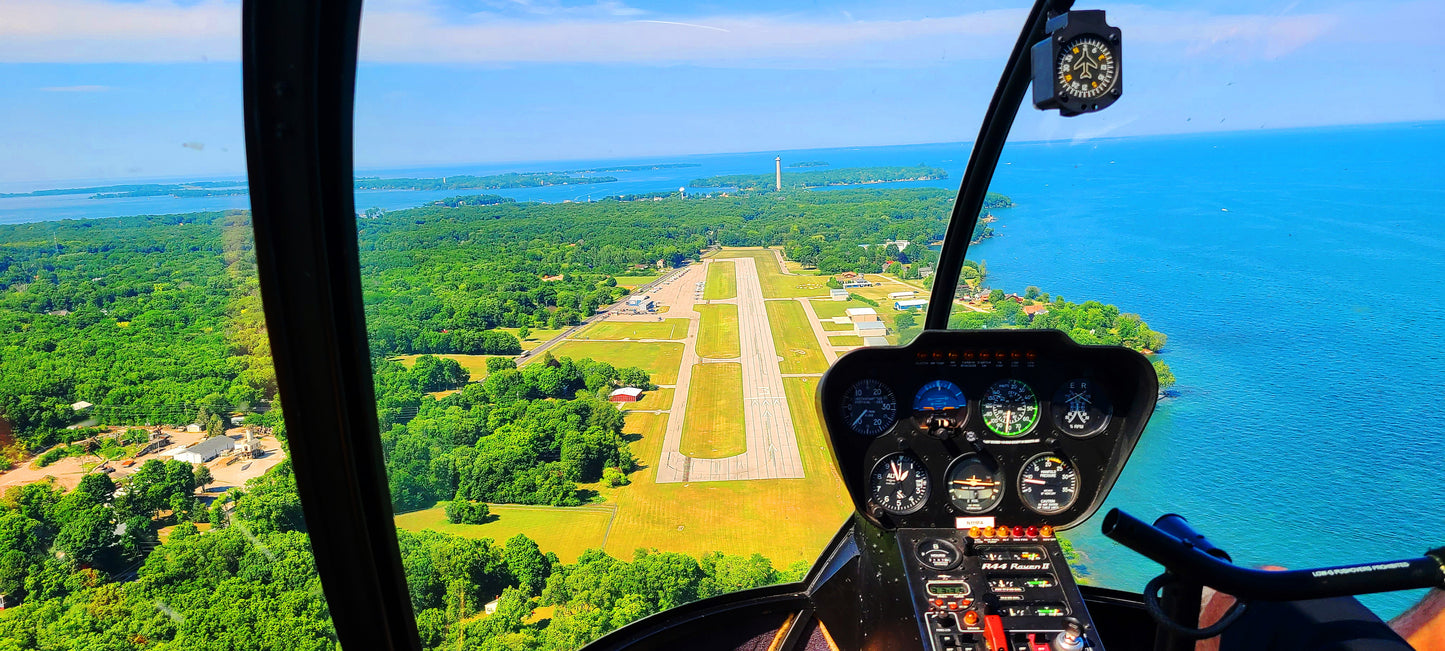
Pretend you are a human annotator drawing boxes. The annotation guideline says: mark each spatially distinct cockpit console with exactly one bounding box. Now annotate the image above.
[816,329,1158,650]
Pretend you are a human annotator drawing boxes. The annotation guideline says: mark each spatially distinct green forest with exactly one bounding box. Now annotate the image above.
[0,186,1174,649]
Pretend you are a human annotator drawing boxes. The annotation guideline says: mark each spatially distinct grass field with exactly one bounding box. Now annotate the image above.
[820,320,853,332]
[577,319,689,340]
[395,504,613,563]
[574,387,850,567]
[394,354,503,381]
[492,327,568,351]
[613,274,661,288]
[679,363,745,458]
[615,387,673,411]
[809,298,876,320]
[696,304,740,359]
[764,301,829,374]
[718,248,829,299]
[828,335,864,346]
[541,340,684,384]
[703,260,737,300]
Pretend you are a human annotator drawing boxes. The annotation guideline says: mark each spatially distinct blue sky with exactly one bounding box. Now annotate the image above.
[0,0,1440,185]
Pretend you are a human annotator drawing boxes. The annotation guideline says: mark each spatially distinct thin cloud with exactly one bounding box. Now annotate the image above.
[40,85,110,92]
[0,0,1406,66]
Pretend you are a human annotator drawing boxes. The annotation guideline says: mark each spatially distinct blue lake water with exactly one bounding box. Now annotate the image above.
[3,122,1440,617]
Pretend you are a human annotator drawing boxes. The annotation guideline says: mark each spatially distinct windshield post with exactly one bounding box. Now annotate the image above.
[926,0,1073,330]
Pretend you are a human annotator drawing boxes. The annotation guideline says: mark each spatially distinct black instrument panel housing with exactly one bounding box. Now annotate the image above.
[818,329,1158,532]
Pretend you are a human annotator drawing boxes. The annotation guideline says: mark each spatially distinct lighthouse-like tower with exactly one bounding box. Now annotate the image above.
[775,156,782,191]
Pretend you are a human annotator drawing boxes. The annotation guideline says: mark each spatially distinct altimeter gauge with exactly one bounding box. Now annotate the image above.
[869,453,931,516]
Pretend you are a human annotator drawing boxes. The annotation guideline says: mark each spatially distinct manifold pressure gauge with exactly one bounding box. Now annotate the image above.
[1031,10,1122,116]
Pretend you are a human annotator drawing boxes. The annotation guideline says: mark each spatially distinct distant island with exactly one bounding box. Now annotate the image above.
[560,163,701,174]
[787,161,829,168]
[355,172,617,191]
[0,182,248,200]
[689,165,947,191]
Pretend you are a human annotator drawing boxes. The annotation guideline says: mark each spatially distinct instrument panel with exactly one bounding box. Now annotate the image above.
[819,329,1158,532]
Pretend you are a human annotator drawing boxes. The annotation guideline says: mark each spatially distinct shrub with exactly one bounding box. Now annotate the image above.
[445,499,491,524]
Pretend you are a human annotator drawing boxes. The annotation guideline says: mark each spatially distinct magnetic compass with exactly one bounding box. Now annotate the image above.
[1031,10,1123,116]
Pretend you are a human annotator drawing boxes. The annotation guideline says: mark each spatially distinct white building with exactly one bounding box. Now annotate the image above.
[845,307,879,322]
[894,299,928,311]
[624,295,655,312]
[888,291,916,300]
[854,321,888,336]
[829,288,849,301]
[863,336,890,347]
[172,436,235,464]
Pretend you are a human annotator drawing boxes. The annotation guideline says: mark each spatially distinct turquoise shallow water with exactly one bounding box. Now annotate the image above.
[4,122,1440,617]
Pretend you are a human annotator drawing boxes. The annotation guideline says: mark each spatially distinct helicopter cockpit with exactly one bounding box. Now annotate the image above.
[2,1,1443,650]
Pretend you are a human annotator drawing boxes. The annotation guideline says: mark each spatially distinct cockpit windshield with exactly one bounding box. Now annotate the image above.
[0,1,1440,650]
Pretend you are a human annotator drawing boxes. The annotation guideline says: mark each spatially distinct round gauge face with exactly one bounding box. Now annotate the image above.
[1052,379,1112,438]
[981,379,1040,437]
[869,453,931,516]
[1018,453,1081,515]
[946,456,1005,514]
[1057,36,1118,100]
[840,379,898,436]
[914,380,968,412]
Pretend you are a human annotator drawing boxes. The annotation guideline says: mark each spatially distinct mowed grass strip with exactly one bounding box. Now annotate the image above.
[719,248,829,299]
[578,377,851,568]
[578,318,689,340]
[393,354,504,380]
[696,304,740,359]
[703,260,737,300]
[541,340,684,384]
[679,363,745,458]
[395,504,613,563]
[612,274,661,288]
[765,301,828,374]
[828,335,864,346]
[493,327,568,351]
[821,320,853,332]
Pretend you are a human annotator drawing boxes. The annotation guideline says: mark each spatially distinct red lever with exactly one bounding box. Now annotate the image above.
[984,614,1007,651]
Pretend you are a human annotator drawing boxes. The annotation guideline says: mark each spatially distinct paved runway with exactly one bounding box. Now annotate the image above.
[656,257,805,482]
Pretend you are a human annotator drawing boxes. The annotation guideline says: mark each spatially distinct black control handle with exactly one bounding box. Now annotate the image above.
[1102,509,1445,602]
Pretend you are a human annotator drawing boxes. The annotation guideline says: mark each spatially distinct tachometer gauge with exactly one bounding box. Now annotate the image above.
[1018,453,1080,515]
[840,379,897,436]
[913,380,967,412]
[869,453,931,516]
[1052,379,1111,438]
[981,379,1040,437]
[945,455,1005,514]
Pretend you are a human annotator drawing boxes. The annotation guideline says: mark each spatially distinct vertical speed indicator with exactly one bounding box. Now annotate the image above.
[840,379,898,436]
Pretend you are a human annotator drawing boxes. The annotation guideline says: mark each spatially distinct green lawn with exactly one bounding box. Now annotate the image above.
[541,340,684,384]
[764,301,829,374]
[809,298,877,320]
[717,248,829,299]
[821,320,853,332]
[613,274,661,288]
[615,387,674,411]
[395,505,613,563]
[828,335,864,346]
[571,389,850,567]
[679,363,745,458]
[703,260,737,300]
[492,327,568,351]
[393,354,504,381]
[696,304,740,359]
[576,319,689,340]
